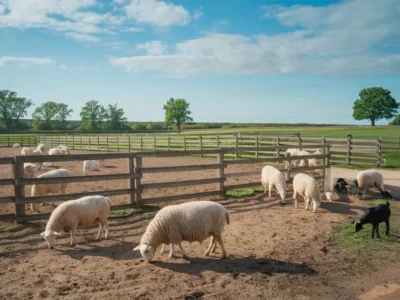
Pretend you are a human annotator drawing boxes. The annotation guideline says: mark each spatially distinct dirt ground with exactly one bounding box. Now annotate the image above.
[1,147,400,299]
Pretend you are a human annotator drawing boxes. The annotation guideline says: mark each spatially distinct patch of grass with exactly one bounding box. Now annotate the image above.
[226,186,264,198]
[110,208,134,218]
[5,224,20,231]
[381,152,400,169]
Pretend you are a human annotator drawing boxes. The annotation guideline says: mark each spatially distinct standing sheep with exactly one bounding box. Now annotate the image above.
[308,149,323,167]
[353,169,385,196]
[32,148,48,170]
[31,169,71,212]
[134,201,230,262]
[13,143,20,148]
[355,201,391,239]
[48,148,64,166]
[21,147,36,156]
[261,165,287,200]
[83,160,100,176]
[40,195,112,248]
[293,173,321,213]
[57,145,71,155]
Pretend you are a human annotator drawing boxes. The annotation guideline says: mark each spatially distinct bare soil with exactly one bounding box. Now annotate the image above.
[1,147,400,299]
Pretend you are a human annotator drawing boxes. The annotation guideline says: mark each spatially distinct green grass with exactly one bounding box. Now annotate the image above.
[110,208,135,218]
[381,152,400,169]
[226,186,264,198]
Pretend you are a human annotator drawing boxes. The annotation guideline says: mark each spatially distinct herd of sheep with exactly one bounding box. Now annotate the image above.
[10,143,394,262]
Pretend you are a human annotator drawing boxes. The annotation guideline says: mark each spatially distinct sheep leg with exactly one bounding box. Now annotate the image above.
[385,220,390,236]
[178,243,188,259]
[268,182,272,198]
[293,191,298,208]
[215,235,227,259]
[96,224,102,240]
[168,244,175,258]
[211,238,218,253]
[205,236,215,256]
[70,231,77,246]
[104,222,109,239]
[312,200,317,213]
[304,197,309,210]
[371,224,376,239]
[263,184,267,194]
[160,244,166,253]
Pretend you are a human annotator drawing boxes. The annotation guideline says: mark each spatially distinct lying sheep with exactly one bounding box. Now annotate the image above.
[13,143,20,148]
[57,145,70,155]
[37,143,46,152]
[293,173,321,213]
[83,160,100,176]
[355,201,391,239]
[134,201,230,262]
[48,148,64,166]
[30,169,71,212]
[40,195,112,248]
[354,169,384,196]
[261,165,287,200]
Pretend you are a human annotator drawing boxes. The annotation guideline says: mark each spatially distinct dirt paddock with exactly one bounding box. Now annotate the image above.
[1,148,400,299]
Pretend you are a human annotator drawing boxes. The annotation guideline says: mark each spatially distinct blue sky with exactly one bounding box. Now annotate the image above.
[1,0,400,125]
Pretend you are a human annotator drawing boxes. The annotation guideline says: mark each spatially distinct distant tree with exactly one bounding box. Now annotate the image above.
[163,98,193,133]
[353,87,399,126]
[56,103,73,130]
[80,100,106,130]
[0,90,33,132]
[131,123,146,130]
[389,114,400,125]
[146,122,153,130]
[32,101,65,130]
[104,103,127,130]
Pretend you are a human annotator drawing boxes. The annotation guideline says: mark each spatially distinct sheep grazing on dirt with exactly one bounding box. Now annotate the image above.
[13,143,20,148]
[133,201,230,262]
[355,201,391,239]
[293,173,321,213]
[353,169,384,196]
[40,195,112,249]
[83,160,100,176]
[30,169,71,212]
[24,163,38,178]
[261,165,287,200]
[333,178,349,192]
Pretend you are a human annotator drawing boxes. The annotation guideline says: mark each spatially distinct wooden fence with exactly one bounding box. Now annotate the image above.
[36,134,386,166]
[0,135,38,147]
[0,144,331,223]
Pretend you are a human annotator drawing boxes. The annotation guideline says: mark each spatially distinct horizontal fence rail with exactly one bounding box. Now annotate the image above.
[0,145,331,223]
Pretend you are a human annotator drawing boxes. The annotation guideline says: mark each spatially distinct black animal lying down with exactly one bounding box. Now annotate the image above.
[333,178,349,192]
[355,201,391,239]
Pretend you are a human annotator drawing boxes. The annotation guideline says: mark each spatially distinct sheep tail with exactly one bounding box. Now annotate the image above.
[225,211,230,225]
[106,197,112,205]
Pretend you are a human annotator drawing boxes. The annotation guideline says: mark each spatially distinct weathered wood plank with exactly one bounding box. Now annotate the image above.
[0,196,14,204]
[0,179,13,186]
[15,152,136,163]
[19,173,141,185]
[141,178,225,190]
[140,163,226,173]
[0,213,16,221]
[143,190,222,204]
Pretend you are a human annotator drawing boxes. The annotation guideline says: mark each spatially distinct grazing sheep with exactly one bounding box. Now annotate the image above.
[261,165,287,200]
[31,169,71,212]
[13,143,20,148]
[333,178,349,192]
[24,163,38,178]
[40,195,112,248]
[83,160,100,176]
[293,173,321,213]
[355,201,391,239]
[354,169,384,196]
[134,201,230,262]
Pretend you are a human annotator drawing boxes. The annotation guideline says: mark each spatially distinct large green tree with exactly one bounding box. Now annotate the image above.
[163,98,193,133]
[32,101,73,130]
[353,87,399,126]
[80,100,106,130]
[56,103,73,130]
[0,90,33,132]
[389,114,400,125]
[105,103,127,130]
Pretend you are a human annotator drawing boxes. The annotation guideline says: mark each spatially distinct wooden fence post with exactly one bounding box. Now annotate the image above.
[216,135,220,149]
[97,136,100,151]
[128,136,131,152]
[140,137,143,152]
[255,136,259,159]
[134,156,142,204]
[128,156,135,204]
[298,135,302,150]
[28,136,31,146]
[7,136,10,147]
[117,137,119,152]
[200,136,203,158]
[80,136,83,150]
[167,137,170,151]
[284,152,291,182]
[106,137,109,152]
[153,136,156,151]
[235,135,239,160]
[346,135,352,165]
[217,150,225,196]
[20,136,23,147]
[183,136,186,151]
[377,137,383,167]
[13,160,25,224]
[58,135,60,146]
[276,137,280,157]
[322,146,327,188]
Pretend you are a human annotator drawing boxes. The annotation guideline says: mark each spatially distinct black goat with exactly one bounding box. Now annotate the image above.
[355,201,391,239]
[375,183,393,199]
[333,178,349,192]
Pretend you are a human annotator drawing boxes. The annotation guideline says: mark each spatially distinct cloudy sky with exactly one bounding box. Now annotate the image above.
[1,0,399,124]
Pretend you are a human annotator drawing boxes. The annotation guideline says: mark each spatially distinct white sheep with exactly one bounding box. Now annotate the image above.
[285,148,301,167]
[261,165,287,200]
[57,145,70,155]
[83,160,100,176]
[30,169,71,212]
[354,169,384,195]
[13,143,20,148]
[24,163,38,178]
[322,191,339,201]
[40,195,111,249]
[48,147,67,166]
[32,148,48,170]
[298,150,311,167]
[36,143,46,152]
[21,147,36,156]
[134,201,230,262]
[308,149,323,167]
[293,173,321,213]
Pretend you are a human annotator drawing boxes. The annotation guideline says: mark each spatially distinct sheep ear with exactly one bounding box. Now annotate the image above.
[133,245,142,251]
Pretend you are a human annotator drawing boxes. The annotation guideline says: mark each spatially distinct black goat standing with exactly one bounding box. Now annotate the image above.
[355,201,391,239]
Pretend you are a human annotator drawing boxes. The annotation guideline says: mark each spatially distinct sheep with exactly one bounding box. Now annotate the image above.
[40,195,111,249]
[308,149,323,167]
[261,165,287,200]
[36,143,46,152]
[83,160,100,176]
[322,191,339,201]
[353,169,384,196]
[32,148,48,170]
[285,148,301,167]
[24,163,38,178]
[21,147,36,156]
[48,148,64,166]
[31,169,71,212]
[57,145,70,155]
[333,178,349,192]
[13,143,20,148]
[355,201,391,239]
[293,173,321,213]
[133,201,230,262]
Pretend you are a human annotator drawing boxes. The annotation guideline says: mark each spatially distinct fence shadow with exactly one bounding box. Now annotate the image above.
[320,202,366,216]
[153,256,317,277]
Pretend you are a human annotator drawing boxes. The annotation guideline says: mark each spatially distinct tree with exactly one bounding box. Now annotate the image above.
[389,114,400,125]
[353,87,399,126]
[0,90,33,132]
[163,98,193,133]
[80,100,106,130]
[32,101,60,130]
[131,123,146,130]
[105,103,127,130]
[56,103,73,130]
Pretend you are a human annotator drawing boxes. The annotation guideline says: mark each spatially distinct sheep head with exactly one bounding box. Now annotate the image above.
[133,244,155,262]
[40,230,63,249]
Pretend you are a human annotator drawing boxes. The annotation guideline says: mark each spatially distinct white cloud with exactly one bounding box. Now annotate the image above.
[65,32,100,42]
[136,40,166,55]
[121,26,144,32]
[114,0,127,4]
[0,4,6,14]
[110,0,400,77]
[0,56,55,67]
[60,64,67,69]
[125,0,191,27]
[193,8,203,20]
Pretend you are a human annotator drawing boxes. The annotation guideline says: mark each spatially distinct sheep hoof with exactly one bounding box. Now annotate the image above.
[204,252,210,257]
[182,255,189,260]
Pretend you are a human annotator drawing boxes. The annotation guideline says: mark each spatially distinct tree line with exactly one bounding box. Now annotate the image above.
[0,90,194,132]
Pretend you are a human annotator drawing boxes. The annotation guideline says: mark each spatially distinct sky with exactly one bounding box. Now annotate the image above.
[1,0,400,125]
